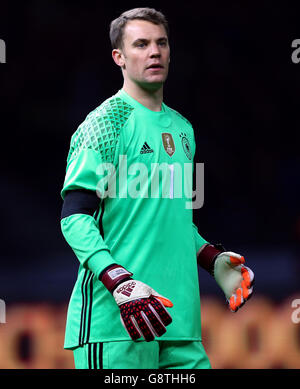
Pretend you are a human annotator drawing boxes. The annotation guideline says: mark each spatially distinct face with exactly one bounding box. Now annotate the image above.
[113,20,170,91]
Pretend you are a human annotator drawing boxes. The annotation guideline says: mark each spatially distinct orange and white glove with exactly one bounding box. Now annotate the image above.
[198,244,254,312]
[213,251,254,312]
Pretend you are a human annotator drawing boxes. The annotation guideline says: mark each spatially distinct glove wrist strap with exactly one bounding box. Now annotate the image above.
[197,243,225,275]
[100,264,133,293]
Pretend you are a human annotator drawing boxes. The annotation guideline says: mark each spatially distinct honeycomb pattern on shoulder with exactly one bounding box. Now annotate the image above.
[67,96,134,164]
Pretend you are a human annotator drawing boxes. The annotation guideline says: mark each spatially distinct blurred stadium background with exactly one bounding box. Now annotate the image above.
[0,1,300,369]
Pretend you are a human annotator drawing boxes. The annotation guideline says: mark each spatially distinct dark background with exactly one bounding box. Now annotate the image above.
[0,1,299,305]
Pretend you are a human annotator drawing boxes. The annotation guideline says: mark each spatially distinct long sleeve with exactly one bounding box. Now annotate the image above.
[60,103,129,278]
[60,147,116,279]
[61,213,114,279]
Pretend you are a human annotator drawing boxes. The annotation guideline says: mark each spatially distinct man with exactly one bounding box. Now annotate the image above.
[60,7,254,369]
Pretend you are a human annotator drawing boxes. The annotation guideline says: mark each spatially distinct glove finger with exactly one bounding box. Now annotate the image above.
[241,277,255,299]
[245,286,254,301]
[228,296,238,312]
[235,288,244,307]
[150,289,173,308]
[228,288,244,312]
[241,266,255,288]
[241,280,250,299]
[141,308,166,338]
[120,313,141,341]
[216,251,244,267]
[119,300,146,341]
[229,254,245,266]
[151,296,172,326]
[155,296,173,308]
[133,311,155,342]
[146,304,167,337]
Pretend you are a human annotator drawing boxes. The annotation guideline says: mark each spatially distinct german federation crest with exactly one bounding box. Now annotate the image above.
[180,132,192,160]
[162,133,175,157]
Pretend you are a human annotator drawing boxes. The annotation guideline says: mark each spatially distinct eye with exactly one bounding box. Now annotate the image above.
[136,42,146,48]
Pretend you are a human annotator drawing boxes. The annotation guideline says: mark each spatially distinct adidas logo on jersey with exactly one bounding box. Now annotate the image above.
[140,142,154,154]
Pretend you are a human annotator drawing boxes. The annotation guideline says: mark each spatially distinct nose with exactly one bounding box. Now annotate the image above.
[149,43,161,58]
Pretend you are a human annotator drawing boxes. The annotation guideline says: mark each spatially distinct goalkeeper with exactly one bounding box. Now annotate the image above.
[60,8,254,369]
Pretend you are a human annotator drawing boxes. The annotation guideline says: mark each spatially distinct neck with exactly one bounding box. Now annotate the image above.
[122,79,164,112]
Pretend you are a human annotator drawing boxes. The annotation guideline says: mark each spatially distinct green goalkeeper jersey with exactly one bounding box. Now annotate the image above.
[61,89,208,348]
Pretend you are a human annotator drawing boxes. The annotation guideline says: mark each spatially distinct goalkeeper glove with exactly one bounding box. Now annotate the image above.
[100,264,173,341]
[198,244,254,312]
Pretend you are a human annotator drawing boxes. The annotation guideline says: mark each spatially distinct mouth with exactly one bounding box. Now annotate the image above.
[146,64,164,70]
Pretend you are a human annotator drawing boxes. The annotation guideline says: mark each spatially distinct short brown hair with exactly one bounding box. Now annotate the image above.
[109,7,169,49]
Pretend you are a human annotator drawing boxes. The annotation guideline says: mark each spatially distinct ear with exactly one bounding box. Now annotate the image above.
[112,49,125,68]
